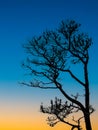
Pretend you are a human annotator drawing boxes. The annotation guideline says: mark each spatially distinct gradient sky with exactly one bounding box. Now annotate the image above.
[0,0,98,130]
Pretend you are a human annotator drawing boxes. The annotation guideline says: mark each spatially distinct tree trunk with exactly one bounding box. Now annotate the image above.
[84,113,92,130]
[84,60,92,130]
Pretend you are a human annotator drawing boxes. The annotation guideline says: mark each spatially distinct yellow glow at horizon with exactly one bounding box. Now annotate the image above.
[0,96,97,130]
[0,104,97,130]
[0,107,69,130]
[0,100,71,130]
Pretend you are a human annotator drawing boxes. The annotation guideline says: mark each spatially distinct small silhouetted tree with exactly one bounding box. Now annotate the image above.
[40,97,83,130]
[22,20,94,130]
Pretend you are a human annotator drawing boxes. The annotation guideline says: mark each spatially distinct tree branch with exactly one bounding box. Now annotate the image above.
[67,69,85,87]
[20,82,57,89]
[54,80,85,112]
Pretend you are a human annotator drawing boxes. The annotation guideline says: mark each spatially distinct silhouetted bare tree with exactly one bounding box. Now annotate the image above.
[22,20,94,130]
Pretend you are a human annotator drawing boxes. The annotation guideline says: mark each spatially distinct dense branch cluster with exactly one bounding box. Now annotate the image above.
[22,20,92,88]
[40,97,82,130]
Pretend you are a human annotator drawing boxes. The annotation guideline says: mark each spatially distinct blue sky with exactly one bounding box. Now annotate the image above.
[0,0,98,129]
[0,0,98,82]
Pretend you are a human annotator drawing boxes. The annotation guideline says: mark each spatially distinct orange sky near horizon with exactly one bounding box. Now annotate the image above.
[0,111,97,130]
[0,82,97,130]
[0,104,70,130]
[0,96,98,130]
